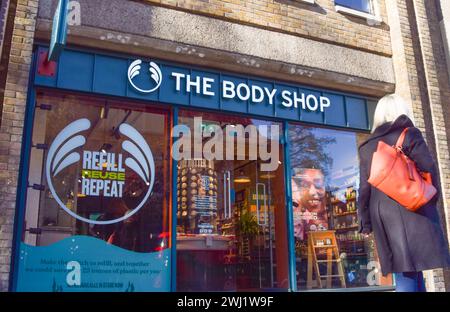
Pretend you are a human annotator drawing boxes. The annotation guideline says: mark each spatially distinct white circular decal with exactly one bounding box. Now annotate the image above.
[127,59,162,94]
[46,118,155,225]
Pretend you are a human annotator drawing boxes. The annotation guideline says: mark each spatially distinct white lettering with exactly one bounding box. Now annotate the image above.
[222,80,235,98]
[117,181,125,197]
[306,94,319,111]
[67,1,81,26]
[172,72,185,92]
[92,152,100,170]
[81,178,89,195]
[110,181,118,197]
[66,261,81,286]
[203,77,215,96]
[320,96,331,112]
[186,75,201,94]
[264,87,277,105]
[99,152,107,169]
[103,180,111,197]
[251,85,264,103]
[237,83,251,101]
[83,151,92,169]
[281,90,293,108]
[118,154,125,172]
[293,92,305,109]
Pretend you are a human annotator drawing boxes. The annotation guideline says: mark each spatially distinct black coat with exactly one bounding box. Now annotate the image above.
[358,115,450,275]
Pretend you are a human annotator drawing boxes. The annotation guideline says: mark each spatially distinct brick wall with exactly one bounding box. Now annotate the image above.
[0,0,38,292]
[389,0,450,292]
[137,0,392,56]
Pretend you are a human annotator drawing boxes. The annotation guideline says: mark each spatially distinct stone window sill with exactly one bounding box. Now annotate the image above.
[297,0,315,4]
[335,5,382,24]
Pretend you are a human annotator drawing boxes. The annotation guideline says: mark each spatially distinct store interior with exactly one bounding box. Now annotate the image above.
[176,111,289,291]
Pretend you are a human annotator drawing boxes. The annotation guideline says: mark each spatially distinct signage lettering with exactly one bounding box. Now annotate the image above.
[170,71,331,112]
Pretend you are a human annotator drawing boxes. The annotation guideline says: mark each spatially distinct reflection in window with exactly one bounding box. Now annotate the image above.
[289,124,392,289]
[24,92,171,253]
[176,110,288,291]
[335,0,372,13]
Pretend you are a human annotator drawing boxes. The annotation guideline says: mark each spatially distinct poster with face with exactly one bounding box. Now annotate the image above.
[292,168,328,241]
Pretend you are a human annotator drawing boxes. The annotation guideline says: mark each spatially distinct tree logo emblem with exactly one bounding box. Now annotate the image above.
[127,59,162,94]
[46,118,155,225]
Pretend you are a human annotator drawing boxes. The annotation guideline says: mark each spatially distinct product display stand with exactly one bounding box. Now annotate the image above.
[307,230,346,289]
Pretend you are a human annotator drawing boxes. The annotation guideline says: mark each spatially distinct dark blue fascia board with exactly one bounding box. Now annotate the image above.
[34,45,375,132]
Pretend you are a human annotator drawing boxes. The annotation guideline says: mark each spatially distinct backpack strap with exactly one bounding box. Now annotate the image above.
[395,128,409,149]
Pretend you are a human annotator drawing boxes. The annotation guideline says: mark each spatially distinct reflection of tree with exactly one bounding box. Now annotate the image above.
[289,126,335,177]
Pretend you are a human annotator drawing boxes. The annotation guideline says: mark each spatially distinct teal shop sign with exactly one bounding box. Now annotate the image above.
[35,47,376,130]
[17,236,170,292]
[48,0,69,61]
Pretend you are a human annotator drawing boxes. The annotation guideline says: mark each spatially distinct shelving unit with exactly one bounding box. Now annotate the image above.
[335,225,359,232]
[333,211,357,217]
[327,186,370,287]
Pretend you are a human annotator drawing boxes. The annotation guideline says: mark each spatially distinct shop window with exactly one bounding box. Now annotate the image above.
[288,124,392,290]
[16,91,172,291]
[176,110,289,291]
[335,0,372,13]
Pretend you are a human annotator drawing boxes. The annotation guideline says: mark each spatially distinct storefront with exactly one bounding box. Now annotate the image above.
[10,45,394,292]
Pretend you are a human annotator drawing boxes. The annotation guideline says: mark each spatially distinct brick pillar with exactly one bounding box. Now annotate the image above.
[413,0,450,292]
[0,0,38,292]
[388,0,450,292]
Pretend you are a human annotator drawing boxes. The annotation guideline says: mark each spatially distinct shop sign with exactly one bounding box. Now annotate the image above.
[35,47,372,130]
[46,118,155,225]
[48,0,69,61]
[17,236,170,292]
[128,59,331,113]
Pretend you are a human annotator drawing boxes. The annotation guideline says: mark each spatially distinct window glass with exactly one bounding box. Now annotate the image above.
[289,124,392,290]
[335,0,372,13]
[176,110,289,291]
[16,91,172,291]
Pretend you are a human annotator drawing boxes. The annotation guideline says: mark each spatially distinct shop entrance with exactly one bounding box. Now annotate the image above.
[176,111,289,291]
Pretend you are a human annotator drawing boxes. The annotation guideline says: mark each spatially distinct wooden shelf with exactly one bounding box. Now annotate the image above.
[330,198,357,205]
[333,211,357,217]
[313,245,337,248]
[345,252,367,257]
[335,225,359,232]
[338,240,365,244]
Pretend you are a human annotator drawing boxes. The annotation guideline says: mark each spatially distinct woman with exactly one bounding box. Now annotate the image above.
[358,94,450,292]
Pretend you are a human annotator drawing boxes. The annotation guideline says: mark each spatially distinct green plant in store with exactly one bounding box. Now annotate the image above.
[238,209,259,239]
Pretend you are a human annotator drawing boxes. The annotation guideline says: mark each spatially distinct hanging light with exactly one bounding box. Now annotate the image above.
[260,172,276,179]
[234,170,251,183]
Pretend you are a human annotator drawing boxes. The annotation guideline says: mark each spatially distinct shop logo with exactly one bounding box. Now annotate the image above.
[46,118,155,225]
[127,59,162,94]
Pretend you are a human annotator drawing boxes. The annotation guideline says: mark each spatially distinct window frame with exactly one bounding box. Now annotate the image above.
[334,0,382,23]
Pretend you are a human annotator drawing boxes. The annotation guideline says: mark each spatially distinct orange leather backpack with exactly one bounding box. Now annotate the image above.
[367,128,437,212]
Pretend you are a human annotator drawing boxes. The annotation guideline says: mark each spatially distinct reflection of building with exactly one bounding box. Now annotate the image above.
[0,0,450,292]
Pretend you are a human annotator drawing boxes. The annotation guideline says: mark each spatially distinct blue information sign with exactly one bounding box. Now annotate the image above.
[48,0,69,61]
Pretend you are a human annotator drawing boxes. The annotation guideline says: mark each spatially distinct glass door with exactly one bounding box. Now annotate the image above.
[176,110,289,291]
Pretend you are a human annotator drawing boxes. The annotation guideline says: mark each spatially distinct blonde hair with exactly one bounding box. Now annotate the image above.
[372,94,415,133]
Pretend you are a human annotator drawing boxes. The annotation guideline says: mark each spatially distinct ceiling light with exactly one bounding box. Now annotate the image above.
[260,172,276,179]
[234,170,251,183]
